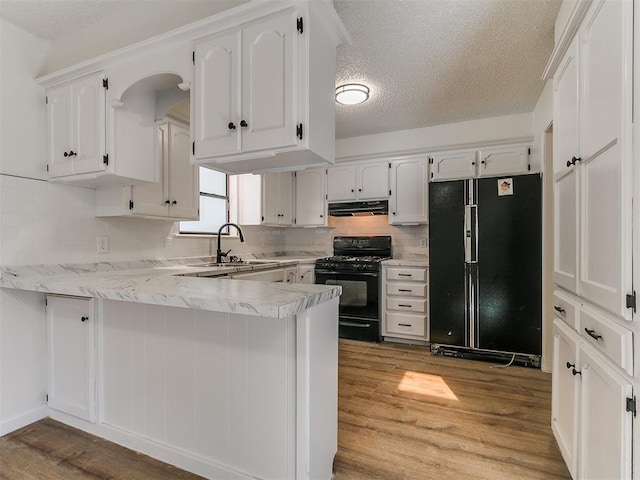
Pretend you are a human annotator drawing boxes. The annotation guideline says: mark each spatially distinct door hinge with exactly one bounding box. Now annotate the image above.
[192,142,195,156]
[46,164,49,172]
[626,291,636,312]
[45,297,48,306]
[261,215,265,222]
[294,218,297,225]
[325,194,328,200]
[528,164,531,171]
[389,190,392,196]
[294,171,297,177]
[428,157,433,164]
[296,123,303,140]
[46,394,49,402]
[192,51,195,65]
[627,396,636,416]
[297,17,304,34]
[129,200,134,210]
[431,172,434,179]
[45,96,48,104]
[103,78,109,90]
[103,154,109,165]
[528,148,531,155]
[388,162,391,169]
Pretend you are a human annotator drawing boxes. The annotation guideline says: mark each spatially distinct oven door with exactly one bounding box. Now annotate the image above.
[315,269,380,341]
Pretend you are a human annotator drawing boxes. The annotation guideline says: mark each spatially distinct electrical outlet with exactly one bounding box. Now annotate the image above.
[96,235,109,253]
[419,238,427,248]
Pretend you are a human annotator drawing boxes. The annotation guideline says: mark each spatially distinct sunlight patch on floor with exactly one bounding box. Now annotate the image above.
[397,371,459,401]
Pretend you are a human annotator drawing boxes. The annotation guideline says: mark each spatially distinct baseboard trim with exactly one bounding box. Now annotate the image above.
[48,409,254,480]
[0,405,47,436]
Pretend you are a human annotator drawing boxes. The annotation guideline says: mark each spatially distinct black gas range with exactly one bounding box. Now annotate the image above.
[315,236,392,342]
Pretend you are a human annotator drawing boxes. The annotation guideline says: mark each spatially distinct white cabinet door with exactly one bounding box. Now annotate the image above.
[297,264,315,284]
[553,168,578,293]
[577,0,632,319]
[327,164,357,201]
[236,173,263,225]
[477,146,529,177]
[278,171,294,225]
[167,122,199,220]
[357,160,389,199]
[295,168,326,226]
[429,150,477,181]
[241,10,297,153]
[47,73,106,178]
[132,125,167,217]
[47,295,95,423]
[284,266,297,284]
[194,30,241,158]
[553,38,579,175]
[389,157,428,225]
[551,319,580,479]
[579,346,633,480]
[262,172,293,225]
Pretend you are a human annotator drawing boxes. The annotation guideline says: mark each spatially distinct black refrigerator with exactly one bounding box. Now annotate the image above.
[429,174,542,365]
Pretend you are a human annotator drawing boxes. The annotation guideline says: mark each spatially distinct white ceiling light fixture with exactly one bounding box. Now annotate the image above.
[335,83,369,105]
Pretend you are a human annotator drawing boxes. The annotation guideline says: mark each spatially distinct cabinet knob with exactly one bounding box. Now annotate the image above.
[172,200,177,205]
[320,214,323,218]
[240,120,248,128]
[571,368,581,376]
[358,188,362,192]
[81,316,89,322]
[69,150,76,156]
[471,161,475,165]
[228,122,236,130]
[351,189,354,193]
[393,212,396,215]
[565,361,575,369]
[64,151,69,157]
[165,200,171,205]
[567,156,581,168]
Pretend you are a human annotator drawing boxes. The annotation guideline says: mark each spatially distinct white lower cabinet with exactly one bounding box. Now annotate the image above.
[297,263,315,284]
[382,265,428,342]
[552,311,633,480]
[46,295,96,423]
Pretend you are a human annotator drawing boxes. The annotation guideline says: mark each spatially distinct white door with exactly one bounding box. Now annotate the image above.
[133,124,169,217]
[551,319,580,479]
[278,172,294,225]
[430,150,476,181]
[47,84,74,178]
[553,38,579,175]
[579,346,632,480]
[295,168,326,226]
[241,10,297,153]
[47,295,95,422]
[327,164,357,201]
[194,30,241,158]
[553,168,578,293]
[168,122,199,220]
[578,0,632,319]
[72,73,106,175]
[389,157,428,225]
[262,173,281,225]
[477,146,529,177]
[357,160,389,199]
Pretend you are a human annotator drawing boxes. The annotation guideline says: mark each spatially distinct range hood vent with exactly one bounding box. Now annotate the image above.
[328,200,389,217]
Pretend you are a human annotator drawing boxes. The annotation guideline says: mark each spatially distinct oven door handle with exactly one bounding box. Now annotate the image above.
[339,321,372,328]
[315,271,379,277]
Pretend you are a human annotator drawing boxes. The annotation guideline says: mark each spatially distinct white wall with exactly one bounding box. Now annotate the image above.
[532,80,554,373]
[335,112,534,161]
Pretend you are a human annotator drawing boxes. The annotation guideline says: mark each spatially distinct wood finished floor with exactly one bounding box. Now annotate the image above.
[0,339,570,480]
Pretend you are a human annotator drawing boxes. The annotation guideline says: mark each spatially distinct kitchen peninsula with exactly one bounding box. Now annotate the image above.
[0,258,341,480]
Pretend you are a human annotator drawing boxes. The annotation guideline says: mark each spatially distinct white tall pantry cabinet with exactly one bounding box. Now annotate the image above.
[548,0,636,478]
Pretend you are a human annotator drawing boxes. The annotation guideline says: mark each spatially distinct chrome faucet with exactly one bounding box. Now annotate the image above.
[216,223,245,263]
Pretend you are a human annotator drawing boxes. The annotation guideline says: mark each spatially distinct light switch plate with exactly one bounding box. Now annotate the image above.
[97,235,109,253]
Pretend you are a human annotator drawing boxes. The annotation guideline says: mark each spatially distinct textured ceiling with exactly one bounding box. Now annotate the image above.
[0,0,561,140]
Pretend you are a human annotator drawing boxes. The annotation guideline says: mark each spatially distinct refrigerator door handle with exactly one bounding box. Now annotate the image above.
[465,205,478,264]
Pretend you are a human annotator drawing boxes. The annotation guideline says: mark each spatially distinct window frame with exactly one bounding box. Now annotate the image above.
[179,167,230,236]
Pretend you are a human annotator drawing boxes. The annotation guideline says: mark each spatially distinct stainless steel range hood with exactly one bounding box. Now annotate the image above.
[328,200,389,217]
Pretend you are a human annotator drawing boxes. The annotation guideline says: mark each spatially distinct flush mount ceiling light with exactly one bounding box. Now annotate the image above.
[335,83,369,105]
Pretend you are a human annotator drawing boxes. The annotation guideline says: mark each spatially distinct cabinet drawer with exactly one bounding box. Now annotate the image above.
[387,298,427,314]
[553,290,581,330]
[386,312,425,337]
[386,282,427,298]
[386,267,427,282]
[580,305,633,376]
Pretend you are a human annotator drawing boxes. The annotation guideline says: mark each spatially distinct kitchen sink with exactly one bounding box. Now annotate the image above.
[184,260,278,268]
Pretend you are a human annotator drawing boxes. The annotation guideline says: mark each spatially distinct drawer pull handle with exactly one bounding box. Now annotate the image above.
[398,323,412,327]
[566,362,575,369]
[398,289,413,292]
[398,304,412,308]
[398,274,412,277]
[553,305,566,314]
[584,328,602,341]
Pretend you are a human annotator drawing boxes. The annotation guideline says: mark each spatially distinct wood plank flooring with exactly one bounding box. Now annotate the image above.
[333,340,571,480]
[0,339,570,479]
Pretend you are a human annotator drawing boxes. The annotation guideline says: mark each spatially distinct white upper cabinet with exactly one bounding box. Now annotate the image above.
[193,2,347,174]
[552,0,633,319]
[389,157,428,225]
[262,172,294,226]
[47,72,106,179]
[429,145,530,182]
[96,120,199,220]
[294,168,326,227]
[326,159,389,201]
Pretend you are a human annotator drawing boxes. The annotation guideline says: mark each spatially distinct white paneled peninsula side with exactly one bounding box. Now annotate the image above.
[0,259,340,480]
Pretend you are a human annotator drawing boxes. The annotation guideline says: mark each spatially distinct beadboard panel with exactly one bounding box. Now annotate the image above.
[101,300,296,479]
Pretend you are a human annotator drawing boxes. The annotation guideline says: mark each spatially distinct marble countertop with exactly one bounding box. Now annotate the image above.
[0,257,339,319]
[382,258,429,267]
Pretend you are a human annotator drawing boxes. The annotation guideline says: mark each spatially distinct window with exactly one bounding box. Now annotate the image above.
[180,167,229,234]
